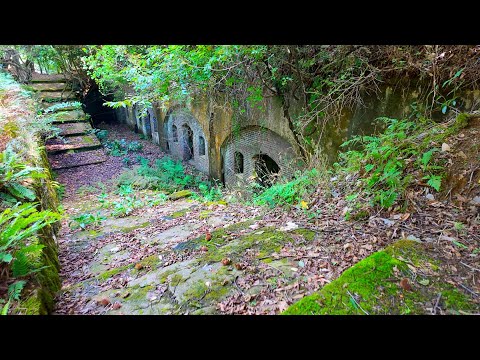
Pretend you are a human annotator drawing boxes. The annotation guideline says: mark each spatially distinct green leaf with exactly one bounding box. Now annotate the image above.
[452,240,468,249]
[441,105,448,114]
[421,149,435,167]
[364,164,375,172]
[8,280,26,301]
[0,253,13,263]
[426,175,442,191]
[418,279,430,286]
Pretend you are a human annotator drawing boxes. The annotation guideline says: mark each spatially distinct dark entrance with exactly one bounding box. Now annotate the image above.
[182,124,194,161]
[253,154,280,187]
[144,112,152,139]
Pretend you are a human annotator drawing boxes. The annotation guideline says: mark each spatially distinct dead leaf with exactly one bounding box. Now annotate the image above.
[441,143,451,152]
[400,278,412,291]
[222,257,232,266]
[135,263,144,270]
[97,297,111,306]
[112,302,122,310]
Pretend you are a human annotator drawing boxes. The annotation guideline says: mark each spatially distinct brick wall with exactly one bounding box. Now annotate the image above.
[222,126,298,187]
[165,109,210,175]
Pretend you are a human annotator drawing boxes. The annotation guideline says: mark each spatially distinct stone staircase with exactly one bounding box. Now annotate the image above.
[31,73,107,170]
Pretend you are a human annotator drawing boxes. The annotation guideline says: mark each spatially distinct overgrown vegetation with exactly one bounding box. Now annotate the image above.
[0,71,61,314]
[115,156,222,201]
[335,114,470,216]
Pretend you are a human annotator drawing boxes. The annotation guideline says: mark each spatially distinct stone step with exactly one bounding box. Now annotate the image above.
[42,104,80,112]
[31,73,68,83]
[48,149,107,170]
[31,82,71,92]
[49,110,88,123]
[55,122,93,136]
[39,91,77,102]
[45,135,101,154]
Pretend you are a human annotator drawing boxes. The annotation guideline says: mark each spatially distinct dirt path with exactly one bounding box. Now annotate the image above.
[53,123,480,315]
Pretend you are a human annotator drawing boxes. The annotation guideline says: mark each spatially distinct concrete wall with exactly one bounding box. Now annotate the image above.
[113,80,480,186]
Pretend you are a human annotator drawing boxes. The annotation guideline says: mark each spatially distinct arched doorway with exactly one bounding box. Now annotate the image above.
[182,124,194,161]
[253,154,280,187]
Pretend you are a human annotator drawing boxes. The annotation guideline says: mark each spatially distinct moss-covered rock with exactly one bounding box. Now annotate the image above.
[284,240,478,315]
[169,190,193,200]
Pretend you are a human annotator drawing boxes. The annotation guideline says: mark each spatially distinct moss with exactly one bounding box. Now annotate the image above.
[169,190,193,200]
[454,113,471,129]
[171,208,190,219]
[120,221,150,233]
[199,210,212,219]
[127,284,155,302]
[291,228,316,241]
[138,254,162,269]
[97,264,130,281]
[82,136,94,144]
[16,291,43,315]
[158,269,179,284]
[284,240,478,315]
[170,273,187,285]
[201,227,293,263]
[441,288,477,313]
[182,278,231,308]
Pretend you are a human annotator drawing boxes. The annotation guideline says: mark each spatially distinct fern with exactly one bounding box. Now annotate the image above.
[0,145,46,206]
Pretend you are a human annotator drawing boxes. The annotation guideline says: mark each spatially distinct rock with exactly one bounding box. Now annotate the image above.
[110,246,120,253]
[380,218,395,227]
[168,190,192,201]
[280,222,298,231]
[470,196,480,205]
[406,235,421,243]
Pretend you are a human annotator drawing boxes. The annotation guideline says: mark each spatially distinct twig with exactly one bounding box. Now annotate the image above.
[459,283,479,297]
[233,275,244,295]
[460,262,480,273]
[432,293,442,315]
[346,289,369,315]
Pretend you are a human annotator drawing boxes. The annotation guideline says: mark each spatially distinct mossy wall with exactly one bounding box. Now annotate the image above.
[16,140,61,315]
[114,81,480,180]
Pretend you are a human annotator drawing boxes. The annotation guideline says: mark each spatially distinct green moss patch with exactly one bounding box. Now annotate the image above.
[283,240,477,315]
[97,264,131,281]
[171,208,190,219]
[169,190,192,200]
[291,228,316,241]
[201,227,293,263]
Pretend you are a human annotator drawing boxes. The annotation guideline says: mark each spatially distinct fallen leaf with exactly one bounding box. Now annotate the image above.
[300,200,308,209]
[234,263,244,270]
[112,302,122,310]
[135,263,144,270]
[205,232,212,241]
[200,245,208,252]
[400,213,410,221]
[98,297,111,306]
[222,258,232,266]
[441,143,451,152]
[400,278,412,291]
[418,279,430,286]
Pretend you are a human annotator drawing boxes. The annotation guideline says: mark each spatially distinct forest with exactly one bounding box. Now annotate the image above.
[0,45,478,315]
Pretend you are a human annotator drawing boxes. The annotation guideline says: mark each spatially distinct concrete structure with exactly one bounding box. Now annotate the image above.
[116,94,304,187]
[114,82,480,187]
